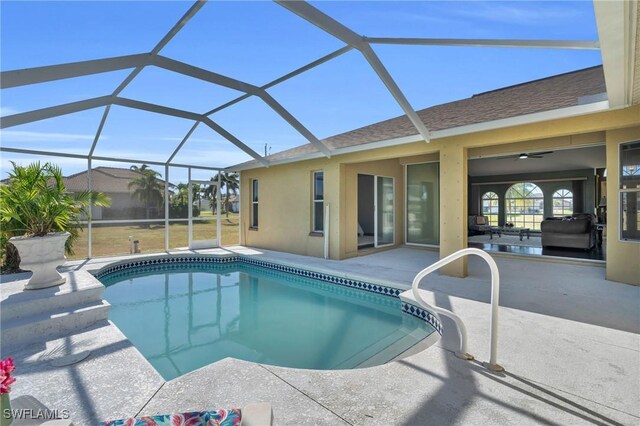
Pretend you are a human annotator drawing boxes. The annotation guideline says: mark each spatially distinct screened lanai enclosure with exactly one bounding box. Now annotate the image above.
[0,0,602,259]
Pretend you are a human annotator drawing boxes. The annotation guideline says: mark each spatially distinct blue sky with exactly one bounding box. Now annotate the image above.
[0,1,601,181]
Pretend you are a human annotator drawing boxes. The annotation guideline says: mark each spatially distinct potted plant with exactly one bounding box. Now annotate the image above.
[0,162,110,289]
[0,357,15,426]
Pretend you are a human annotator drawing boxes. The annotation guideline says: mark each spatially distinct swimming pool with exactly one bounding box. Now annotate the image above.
[97,256,438,380]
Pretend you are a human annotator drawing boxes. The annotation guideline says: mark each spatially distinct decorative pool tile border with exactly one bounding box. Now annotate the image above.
[93,256,235,279]
[93,254,442,334]
[402,302,443,335]
[241,257,403,297]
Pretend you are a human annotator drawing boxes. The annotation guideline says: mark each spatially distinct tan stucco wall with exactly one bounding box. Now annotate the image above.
[240,157,339,258]
[439,143,468,277]
[240,105,640,283]
[605,126,640,285]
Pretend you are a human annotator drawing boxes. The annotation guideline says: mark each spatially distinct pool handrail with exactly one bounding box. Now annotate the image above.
[411,247,504,372]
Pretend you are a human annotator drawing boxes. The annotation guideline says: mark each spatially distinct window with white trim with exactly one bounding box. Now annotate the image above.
[312,171,324,232]
[505,183,544,230]
[552,189,573,217]
[481,191,499,226]
[251,179,258,228]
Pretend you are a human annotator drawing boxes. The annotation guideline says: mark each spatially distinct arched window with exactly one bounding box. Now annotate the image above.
[481,191,499,226]
[505,183,544,230]
[553,189,573,217]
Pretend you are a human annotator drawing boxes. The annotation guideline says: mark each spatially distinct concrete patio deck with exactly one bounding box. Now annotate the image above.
[1,246,638,425]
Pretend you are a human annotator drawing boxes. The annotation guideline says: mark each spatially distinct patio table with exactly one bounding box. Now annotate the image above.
[489,226,531,241]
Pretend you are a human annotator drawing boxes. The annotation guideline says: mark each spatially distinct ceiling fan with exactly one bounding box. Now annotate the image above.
[496,151,554,160]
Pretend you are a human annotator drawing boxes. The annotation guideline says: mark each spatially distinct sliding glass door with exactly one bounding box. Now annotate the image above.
[375,176,395,247]
[406,163,439,245]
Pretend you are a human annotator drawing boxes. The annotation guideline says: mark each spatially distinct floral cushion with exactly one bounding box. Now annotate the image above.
[101,408,241,426]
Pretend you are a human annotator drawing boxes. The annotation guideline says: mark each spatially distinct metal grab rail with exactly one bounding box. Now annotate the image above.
[411,248,503,372]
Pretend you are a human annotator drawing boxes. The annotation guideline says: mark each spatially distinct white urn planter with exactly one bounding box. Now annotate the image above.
[9,232,70,290]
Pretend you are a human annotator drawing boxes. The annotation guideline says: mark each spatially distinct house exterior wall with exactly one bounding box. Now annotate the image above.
[100,192,149,220]
[240,105,640,284]
[240,158,337,258]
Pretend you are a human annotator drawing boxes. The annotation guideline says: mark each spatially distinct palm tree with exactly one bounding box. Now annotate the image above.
[128,164,164,220]
[204,182,217,213]
[211,172,239,219]
[174,183,189,204]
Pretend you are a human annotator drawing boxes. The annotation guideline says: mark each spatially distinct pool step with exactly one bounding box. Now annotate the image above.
[0,300,111,349]
[0,270,110,349]
[334,327,428,369]
[1,280,105,323]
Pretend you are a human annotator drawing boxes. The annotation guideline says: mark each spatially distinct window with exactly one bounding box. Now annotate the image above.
[251,179,258,228]
[481,192,499,226]
[620,141,640,241]
[505,183,544,230]
[552,189,573,217]
[406,163,439,245]
[312,171,324,232]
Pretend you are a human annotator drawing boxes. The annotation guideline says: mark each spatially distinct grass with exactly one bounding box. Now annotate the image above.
[68,212,239,259]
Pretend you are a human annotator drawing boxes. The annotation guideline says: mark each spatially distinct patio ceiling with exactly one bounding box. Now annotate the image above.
[0,0,628,171]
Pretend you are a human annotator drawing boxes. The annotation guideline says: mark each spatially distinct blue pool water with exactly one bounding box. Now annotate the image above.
[100,262,434,380]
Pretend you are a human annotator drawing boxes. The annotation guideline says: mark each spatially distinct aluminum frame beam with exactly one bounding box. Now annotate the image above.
[153,56,332,157]
[112,0,206,96]
[0,96,267,166]
[276,0,431,142]
[169,46,355,164]
[0,146,226,171]
[113,97,202,121]
[0,96,112,128]
[0,52,333,158]
[201,117,269,166]
[258,91,331,157]
[153,55,260,94]
[167,121,201,163]
[0,96,203,128]
[152,0,207,55]
[88,105,111,157]
[96,0,207,156]
[0,54,151,89]
[365,37,600,50]
[205,45,353,114]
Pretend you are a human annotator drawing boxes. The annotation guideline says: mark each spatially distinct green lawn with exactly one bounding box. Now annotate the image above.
[69,213,239,259]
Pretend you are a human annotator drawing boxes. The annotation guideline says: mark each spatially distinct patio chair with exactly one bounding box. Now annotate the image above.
[468,215,491,236]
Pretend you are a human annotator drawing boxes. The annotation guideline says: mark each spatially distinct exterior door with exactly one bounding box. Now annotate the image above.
[188,179,221,249]
[374,176,395,247]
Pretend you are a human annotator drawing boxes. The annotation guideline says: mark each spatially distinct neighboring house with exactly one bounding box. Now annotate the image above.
[63,167,167,220]
[226,194,239,213]
[233,65,640,286]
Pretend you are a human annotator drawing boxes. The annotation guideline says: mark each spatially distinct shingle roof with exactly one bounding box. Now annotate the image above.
[234,65,606,169]
[62,167,164,193]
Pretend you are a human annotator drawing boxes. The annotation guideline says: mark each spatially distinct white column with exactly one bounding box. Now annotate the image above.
[188,168,193,249]
[217,172,222,247]
[164,164,169,252]
[87,158,92,258]
[238,171,242,246]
